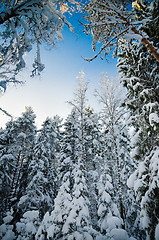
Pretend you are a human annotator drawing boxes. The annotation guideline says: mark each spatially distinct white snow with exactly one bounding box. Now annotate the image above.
[16,222,25,233]
[18,195,28,206]
[23,210,39,221]
[140,208,150,229]
[1,230,15,240]
[102,191,111,203]
[149,112,159,128]
[0,224,7,234]
[26,222,36,234]
[98,204,106,216]
[123,32,142,42]
[3,215,13,224]
[134,179,143,194]
[110,228,129,240]
[107,216,122,231]
[127,171,137,189]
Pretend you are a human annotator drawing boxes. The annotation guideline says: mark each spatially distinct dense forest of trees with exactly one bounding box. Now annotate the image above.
[0,0,159,239]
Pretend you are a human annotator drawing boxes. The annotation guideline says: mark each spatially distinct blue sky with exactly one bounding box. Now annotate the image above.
[0,13,118,128]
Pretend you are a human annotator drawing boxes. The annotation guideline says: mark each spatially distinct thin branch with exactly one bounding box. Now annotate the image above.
[0,107,13,119]
[84,27,130,62]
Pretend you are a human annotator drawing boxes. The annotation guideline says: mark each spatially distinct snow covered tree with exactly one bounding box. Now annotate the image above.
[60,164,98,240]
[36,160,73,240]
[35,81,105,239]
[84,106,103,172]
[0,108,36,234]
[0,127,14,223]
[18,116,62,220]
[83,0,159,62]
[97,169,130,240]
[0,209,16,240]
[36,163,101,240]
[0,0,80,87]
[68,71,89,169]
[10,107,36,201]
[13,116,62,239]
[16,210,40,240]
[95,75,135,229]
[36,116,62,202]
[117,1,159,238]
[0,107,36,222]
[68,73,103,231]
[0,107,37,239]
[83,106,104,230]
[36,111,100,239]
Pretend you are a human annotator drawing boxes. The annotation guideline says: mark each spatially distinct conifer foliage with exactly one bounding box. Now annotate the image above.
[117,1,159,239]
[0,7,159,235]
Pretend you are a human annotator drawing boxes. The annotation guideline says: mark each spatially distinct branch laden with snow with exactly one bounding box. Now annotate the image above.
[83,0,159,62]
[0,0,81,88]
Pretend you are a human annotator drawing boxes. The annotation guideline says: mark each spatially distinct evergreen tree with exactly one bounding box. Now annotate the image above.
[36,159,73,240]
[117,1,159,238]
[61,163,97,240]
[84,106,104,172]
[97,170,125,239]
[0,107,37,239]
[0,107,36,223]
[35,110,78,239]
[0,209,15,240]
[0,127,14,223]
[16,210,40,240]
[68,71,88,169]
[60,110,80,166]
[16,116,62,239]
[83,106,104,230]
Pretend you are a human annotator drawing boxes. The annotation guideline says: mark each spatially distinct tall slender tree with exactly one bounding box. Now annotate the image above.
[95,76,134,229]
[68,71,88,169]
[117,1,159,238]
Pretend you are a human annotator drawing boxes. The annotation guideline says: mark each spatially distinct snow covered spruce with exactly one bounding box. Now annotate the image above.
[0,0,159,237]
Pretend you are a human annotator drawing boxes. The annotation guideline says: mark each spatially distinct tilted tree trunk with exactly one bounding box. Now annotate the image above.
[120,16,159,63]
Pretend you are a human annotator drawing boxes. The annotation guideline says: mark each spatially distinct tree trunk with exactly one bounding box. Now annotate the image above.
[112,131,125,228]
[120,16,159,63]
[10,151,21,199]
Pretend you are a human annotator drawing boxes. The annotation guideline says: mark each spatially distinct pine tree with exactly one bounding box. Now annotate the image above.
[117,1,159,239]
[0,107,37,239]
[35,111,78,240]
[0,127,15,223]
[0,108,36,226]
[37,159,73,240]
[84,106,104,172]
[16,116,62,239]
